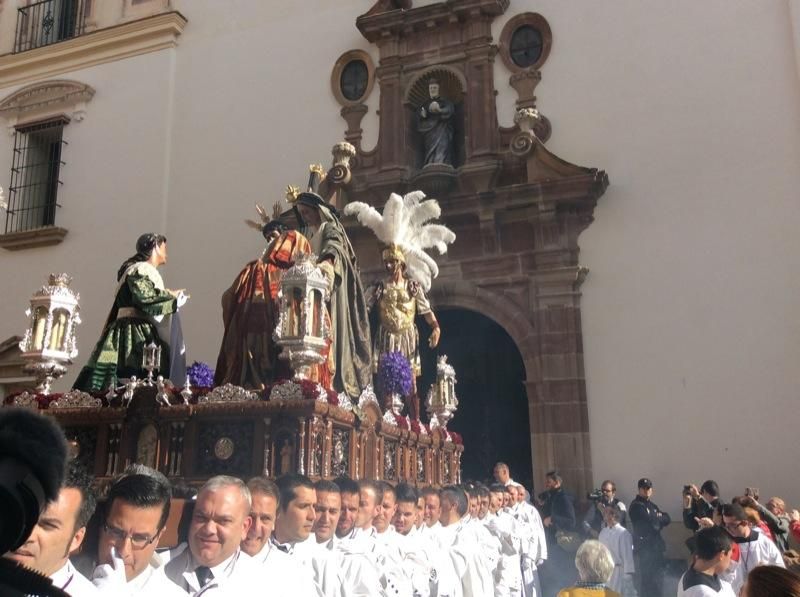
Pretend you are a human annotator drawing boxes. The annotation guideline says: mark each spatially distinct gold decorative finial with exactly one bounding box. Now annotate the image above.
[309,164,327,179]
[285,185,300,203]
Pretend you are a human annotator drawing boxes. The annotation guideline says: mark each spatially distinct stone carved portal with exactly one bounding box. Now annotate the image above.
[335,0,608,495]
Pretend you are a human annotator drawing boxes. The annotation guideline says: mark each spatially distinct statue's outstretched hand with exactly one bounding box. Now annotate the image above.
[429,327,440,348]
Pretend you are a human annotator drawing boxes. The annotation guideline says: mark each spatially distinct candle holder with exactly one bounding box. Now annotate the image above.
[19,274,81,394]
[142,342,162,386]
[273,253,331,379]
[426,355,459,431]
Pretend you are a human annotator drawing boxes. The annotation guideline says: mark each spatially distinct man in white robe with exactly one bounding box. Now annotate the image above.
[92,465,184,596]
[164,476,266,595]
[439,485,494,597]
[719,503,784,594]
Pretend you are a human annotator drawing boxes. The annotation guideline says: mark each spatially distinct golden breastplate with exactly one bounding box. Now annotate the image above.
[378,284,416,333]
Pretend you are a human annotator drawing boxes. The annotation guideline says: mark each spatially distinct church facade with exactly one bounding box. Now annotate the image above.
[0,0,799,533]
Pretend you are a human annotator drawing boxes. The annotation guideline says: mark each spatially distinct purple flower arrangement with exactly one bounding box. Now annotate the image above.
[187,361,215,388]
[377,351,413,397]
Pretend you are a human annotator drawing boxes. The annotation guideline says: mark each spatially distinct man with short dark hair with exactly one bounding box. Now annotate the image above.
[439,485,494,596]
[684,480,721,533]
[719,502,784,594]
[334,477,360,539]
[5,460,99,596]
[584,480,627,536]
[677,526,736,596]
[268,474,331,596]
[420,486,442,533]
[312,479,341,547]
[538,470,576,597]
[374,481,397,543]
[92,465,183,595]
[629,477,671,597]
[392,483,459,596]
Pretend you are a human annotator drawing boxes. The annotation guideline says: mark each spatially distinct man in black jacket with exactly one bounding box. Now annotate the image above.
[629,477,671,597]
[537,470,577,597]
[682,479,721,553]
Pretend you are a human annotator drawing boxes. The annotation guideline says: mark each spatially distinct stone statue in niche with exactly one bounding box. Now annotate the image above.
[279,438,294,474]
[416,78,455,167]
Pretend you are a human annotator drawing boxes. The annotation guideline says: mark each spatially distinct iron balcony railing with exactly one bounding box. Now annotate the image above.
[14,0,88,54]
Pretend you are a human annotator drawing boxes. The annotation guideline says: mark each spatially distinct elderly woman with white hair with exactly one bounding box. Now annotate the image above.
[557,540,621,597]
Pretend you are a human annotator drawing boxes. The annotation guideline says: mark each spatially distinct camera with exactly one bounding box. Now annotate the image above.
[682,484,693,496]
[587,488,603,501]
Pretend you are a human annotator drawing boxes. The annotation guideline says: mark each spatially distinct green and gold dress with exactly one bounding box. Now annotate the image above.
[72,262,177,392]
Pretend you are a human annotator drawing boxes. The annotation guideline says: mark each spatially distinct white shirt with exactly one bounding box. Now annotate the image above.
[678,568,737,597]
[51,560,99,596]
[92,552,185,596]
[255,541,319,597]
[720,530,784,593]
[440,517,495,597]
[163,544,261,595]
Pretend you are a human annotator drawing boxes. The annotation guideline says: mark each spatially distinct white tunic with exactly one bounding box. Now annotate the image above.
[598,523,635,593]
[720,530,785,593]
[92,552,185,596]
[677,568,737,597]
[163,544,265,596]
[253,542,319,597]
[440,517,495,597]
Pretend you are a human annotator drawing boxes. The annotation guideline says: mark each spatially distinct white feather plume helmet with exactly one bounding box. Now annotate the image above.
[344,190,456,291]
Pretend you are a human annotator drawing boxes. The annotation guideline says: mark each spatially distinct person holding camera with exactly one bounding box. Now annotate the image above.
[583,480,627,537]
[629,477,670,597]
[683,480,721,532]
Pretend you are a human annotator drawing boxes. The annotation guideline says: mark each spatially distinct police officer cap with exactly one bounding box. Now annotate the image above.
[637,478,653,489]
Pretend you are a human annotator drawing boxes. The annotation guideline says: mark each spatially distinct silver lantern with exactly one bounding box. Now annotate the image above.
[273,253,330,379]
[19,273,81,394]
[426,354,458,431]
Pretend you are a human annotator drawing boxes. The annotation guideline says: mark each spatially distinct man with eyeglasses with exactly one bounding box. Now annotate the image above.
[5,460,99,596]
[583,480,627,537]
[718,502,784,594]
[92,465,184,595]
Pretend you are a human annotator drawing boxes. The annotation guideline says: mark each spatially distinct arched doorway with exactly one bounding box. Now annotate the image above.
[418,307,532,489]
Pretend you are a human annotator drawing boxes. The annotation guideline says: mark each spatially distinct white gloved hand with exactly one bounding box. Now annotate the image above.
[92,547,129,593]
[177,291,189,308]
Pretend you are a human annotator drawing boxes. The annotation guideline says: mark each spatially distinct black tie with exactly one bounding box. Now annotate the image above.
[195,565,214,587]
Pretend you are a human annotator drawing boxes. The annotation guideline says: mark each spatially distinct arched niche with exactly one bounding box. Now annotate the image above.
[404,66,466,170]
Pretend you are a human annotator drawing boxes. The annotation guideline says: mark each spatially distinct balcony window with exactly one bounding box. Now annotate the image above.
[14,0,88,53]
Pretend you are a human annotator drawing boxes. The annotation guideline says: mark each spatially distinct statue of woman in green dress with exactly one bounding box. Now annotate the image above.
[72,233,189,392]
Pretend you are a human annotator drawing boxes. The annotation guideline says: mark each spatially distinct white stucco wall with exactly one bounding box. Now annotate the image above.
[0,0,798,515]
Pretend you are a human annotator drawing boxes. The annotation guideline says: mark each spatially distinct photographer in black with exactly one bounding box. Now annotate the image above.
[537,470,577,597]
[0,408,71,597]
[583,480,627,537]
[682,479,721,553]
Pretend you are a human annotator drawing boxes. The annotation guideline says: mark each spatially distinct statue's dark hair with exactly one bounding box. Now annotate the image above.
[117,233,167,281]
[262,220,287,240]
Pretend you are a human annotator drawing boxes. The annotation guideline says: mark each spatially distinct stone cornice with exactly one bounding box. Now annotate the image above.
[0,11,187,90]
